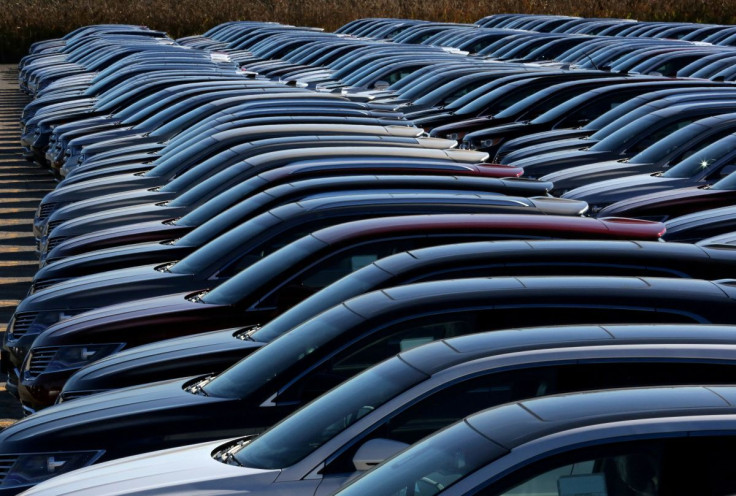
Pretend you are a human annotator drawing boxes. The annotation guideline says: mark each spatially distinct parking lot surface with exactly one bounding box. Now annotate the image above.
[0,64,52,424]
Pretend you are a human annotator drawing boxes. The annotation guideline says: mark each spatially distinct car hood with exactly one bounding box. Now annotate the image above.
[22,438,280,496]
[61,159,157,185]
[502,135,597,164]
[49,203,188,240]
[510,148,615,177]
[31,292,224,347]
[542,160,661,193]
[599,185,725,218]
[664,205,736,242]
[43,172,164,205]
[0,378,230,454]
[40,236,190,277]
[563,174,689,207]
[19,264,192,311]
[63,328,264,394]
[49,188,174,221]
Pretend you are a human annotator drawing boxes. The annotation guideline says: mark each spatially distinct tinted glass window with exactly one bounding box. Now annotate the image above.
[233,359,426,469]
[275,317,472,405]
[335,422,505,496]
[662,135,736,178]
[481,437,736,496]
[325,360,736,475]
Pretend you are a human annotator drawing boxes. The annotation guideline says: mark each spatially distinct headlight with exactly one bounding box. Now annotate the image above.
[481,137,503,149]
[27,343,124,375]
[0,451,104,489]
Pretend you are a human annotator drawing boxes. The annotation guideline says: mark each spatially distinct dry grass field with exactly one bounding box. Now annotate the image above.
[3,0,736,62]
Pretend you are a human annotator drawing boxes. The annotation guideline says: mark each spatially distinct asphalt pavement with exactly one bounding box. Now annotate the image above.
[0,64,55,424]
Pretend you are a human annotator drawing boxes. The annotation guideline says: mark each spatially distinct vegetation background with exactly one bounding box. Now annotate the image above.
[3,0,736,63]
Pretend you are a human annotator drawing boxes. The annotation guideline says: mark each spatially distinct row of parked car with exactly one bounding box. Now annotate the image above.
[6,13,736,495]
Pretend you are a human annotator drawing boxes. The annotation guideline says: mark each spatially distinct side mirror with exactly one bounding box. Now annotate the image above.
[352,438,409,471]
[720,164,736,179]
[373,80,390,90]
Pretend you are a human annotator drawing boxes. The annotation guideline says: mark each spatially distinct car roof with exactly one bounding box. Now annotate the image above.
[470,385,736,449]
[342,275,734,320]
[400,323,736,375]
[310,215,663,244]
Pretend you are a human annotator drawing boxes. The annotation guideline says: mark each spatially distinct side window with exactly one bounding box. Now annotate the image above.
[479,436,736,496]
[274,317,474,406]
[490,446,663,496]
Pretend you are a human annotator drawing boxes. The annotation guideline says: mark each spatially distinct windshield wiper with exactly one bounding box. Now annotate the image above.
[185,375,214,396]
[214,438,252,466]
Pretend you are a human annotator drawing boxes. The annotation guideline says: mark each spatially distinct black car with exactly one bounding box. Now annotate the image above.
[59,238,736,399]
[4,276,736,493]
[25,324,736,495]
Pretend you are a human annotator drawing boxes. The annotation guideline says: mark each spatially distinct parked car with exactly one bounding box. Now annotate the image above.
[542,112,736,194]
[495,87,736,164]
[509,100,736,177]
[5,275,736,492]
[335,385,736,496]
[33,144,484,240]
[663,204,736,242]
[21,325,736,496]
[26,208,674,411]
[562,133,736,211]
[34,158,527,259]
[58,238,736,400]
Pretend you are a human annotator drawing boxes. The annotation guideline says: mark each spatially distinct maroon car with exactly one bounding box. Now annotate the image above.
[17,213,664,410]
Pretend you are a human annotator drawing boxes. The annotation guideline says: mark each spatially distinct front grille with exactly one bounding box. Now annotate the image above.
[0,455,18,481]
[57,389,101,403]
[37,202,57,221]
[26,346,60,377]
[46,219,65,234]
[46,236,68,252]
[32,278,63,292]
[10,312,38,338]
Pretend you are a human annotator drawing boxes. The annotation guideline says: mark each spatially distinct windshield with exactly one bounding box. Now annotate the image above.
[151,103,213,138]
[170,213,279,272]
[590,114,661,152]
[201,236,323,306]
[334,421,504,496]
[585,96,664,134]
[632,122,709,165]
[662,135,736,178]
[148,137,219,180]
[172,173,262,223]
[121,92,182,124]
[444,75,519,111]
[157,148,241,190]
[115,91,169,121]
[412,75,487,107]
[250,266,390,343]
[233,359,426,469]
[455,80,544,116]
[203,304,362,398]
